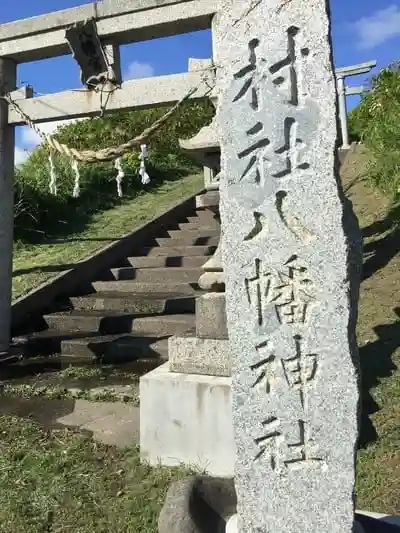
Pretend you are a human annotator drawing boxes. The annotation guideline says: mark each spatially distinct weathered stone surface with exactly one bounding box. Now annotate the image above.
[197,190,225,290]
[204,165,221,191]
[188,58,214,73]
[57,399,140,447]
[179,113,218,153]
[224,513,400,533]
[215,1,362,532]
[196,293,228,340]
[198,271,225,292]
[179,123,219,167]
[201,244,223,274]
[65,19,112,87]
[158,476,237,533]
[0,0,219,62]
[196,191,220,210]
[0,58,16,355]
[180,58,220,191]
[158,478,400,533]
[140,363,234,475]
[169,335,231,376]
[8,72,213,126]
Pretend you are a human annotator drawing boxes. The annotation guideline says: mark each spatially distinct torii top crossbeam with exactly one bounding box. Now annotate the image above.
[0,0,218,63]
[0,0,376,131]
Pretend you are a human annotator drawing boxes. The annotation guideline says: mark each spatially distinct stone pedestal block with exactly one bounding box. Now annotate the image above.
[168,335,231,377]
[140,363,235,476]
[204,164,220,191]
[196,190,220,210]
[196,293,228,340]
[196,189,225,292]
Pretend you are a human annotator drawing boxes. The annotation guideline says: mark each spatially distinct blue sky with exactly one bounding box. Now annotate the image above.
[0,0,399,165]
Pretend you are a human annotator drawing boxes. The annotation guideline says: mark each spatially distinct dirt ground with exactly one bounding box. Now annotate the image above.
[341,144,400,513]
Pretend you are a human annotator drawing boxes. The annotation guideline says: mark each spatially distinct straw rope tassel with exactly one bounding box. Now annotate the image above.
[115,157,124,197]
[139,144,150,185]
[48,151,58,196]
[72,159,81,198]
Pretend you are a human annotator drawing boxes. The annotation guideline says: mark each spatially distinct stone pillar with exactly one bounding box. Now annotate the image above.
[196,189,224,293]
[215,1,362,533]
[141,126,232,475]
[0,58,16,356]
[184,58,220,192]
[195,190,227,345]
[203,164,220,191]
[337,75,350,149]
[141,80,233,473]
[178,59,225,305]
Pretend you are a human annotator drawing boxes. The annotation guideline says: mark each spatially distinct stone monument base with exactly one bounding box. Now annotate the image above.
[226,513,400,533]
[158,476,400,533]
[140,362,235,476]
[168,335,231,376]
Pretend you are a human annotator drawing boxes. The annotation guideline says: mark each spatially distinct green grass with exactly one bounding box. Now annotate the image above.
[58,366,107,380]
[0,363,144,404]
[341,148,400,514]
[0,416,192,533]
[12,174,203,301]
[2,152,399,526]
[348,64,400,201]
[1,382,139,404]
[357,378,400,513]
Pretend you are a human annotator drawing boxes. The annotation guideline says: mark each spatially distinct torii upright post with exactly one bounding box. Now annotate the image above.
[0,58,16,356]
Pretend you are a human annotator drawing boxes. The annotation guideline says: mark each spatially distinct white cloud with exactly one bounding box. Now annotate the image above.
[352,5,400,50]
[14,146,30,167]
[125,61,155,80]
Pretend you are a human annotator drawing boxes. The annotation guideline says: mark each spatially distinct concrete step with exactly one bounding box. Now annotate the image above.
[61,333,169,364]
[14,330,103,358]
[187,215,217,225]
[139,245,216,257]
[192,209,216,219]
[43,310,138,334]
[128,255,206,269]
[178,222,219,231]
[167,229,219,240]
[43,310,195,336]
[111,267,202,282]
[130,314,195,335]
[156,235,219,247]
[70,292,196,314]
[92,280,200,294]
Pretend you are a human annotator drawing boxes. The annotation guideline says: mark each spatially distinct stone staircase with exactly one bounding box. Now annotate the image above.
[16,206,219,367]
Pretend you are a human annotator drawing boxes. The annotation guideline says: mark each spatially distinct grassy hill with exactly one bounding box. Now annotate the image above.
[349,61,400,203]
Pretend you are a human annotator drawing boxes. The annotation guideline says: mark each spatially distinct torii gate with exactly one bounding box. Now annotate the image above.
[0,0,376,359]
[336,60,377,148]
[0,0,219,360]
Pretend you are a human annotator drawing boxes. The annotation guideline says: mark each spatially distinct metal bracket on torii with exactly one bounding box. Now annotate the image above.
[65,18,121,89]
[6,19,124,122]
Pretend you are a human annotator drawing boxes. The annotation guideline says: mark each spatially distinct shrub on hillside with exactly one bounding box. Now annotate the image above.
[55,99,215,170]
[15,100,215,241]
[349,61,400,200]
